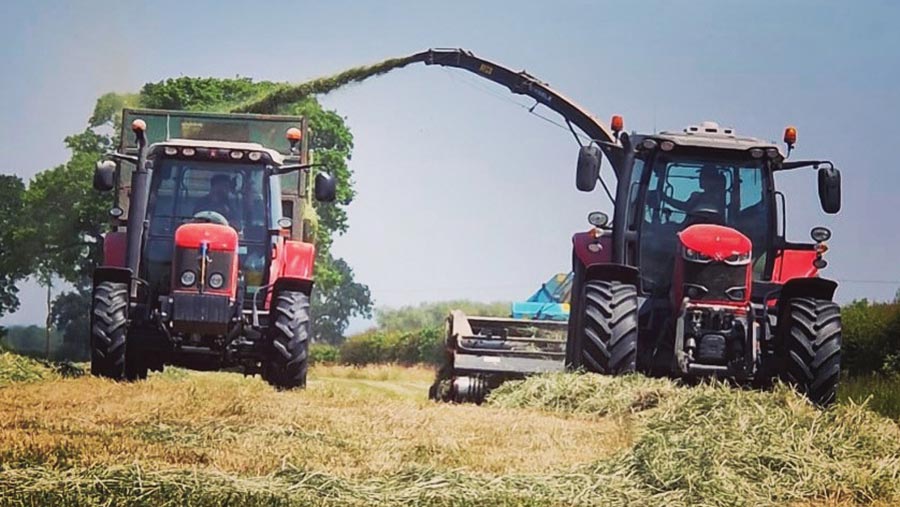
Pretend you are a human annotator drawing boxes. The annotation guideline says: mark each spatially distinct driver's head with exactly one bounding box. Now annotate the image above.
[699,166,725,192]
[209,174,232,200]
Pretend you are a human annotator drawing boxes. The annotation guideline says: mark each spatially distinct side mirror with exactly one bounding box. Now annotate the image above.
[93,160,116,192]
[576,145,602,192]
[817,166,841,214]
[314,172,336,202]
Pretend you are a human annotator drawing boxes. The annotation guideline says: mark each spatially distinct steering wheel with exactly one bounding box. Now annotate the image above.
[192,211,229,226]
[685,206,726,226]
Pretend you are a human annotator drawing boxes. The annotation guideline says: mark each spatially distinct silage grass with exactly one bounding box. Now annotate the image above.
[489,373,900,506]
[2,360,899,506]
[0,363,627,506]
[0,352,57,387]
[232,56,419,115]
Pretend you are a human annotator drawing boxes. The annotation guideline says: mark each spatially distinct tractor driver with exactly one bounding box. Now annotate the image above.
[194,174,237,224]
[662,165,727,218]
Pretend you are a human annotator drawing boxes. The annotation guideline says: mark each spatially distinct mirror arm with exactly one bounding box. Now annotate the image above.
[109,152,139,165]
[270,162,326,176]
[776,160,833,172]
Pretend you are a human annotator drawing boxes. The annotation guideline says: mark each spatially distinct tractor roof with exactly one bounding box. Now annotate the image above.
[149,139,286,165]
[647,121,785,158]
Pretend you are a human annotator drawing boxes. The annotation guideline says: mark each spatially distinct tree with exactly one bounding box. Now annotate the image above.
[0,175,30,317]
[312,257,372,344]
[376,300,511,332]
[20,127,112,358]
[23,130,110,285]
[50,289,91,360]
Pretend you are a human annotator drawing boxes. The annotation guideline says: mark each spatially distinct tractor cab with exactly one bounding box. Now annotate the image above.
[616,122,839,299]
[139,140,292,301]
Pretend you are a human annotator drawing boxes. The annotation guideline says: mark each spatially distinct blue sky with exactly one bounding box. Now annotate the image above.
[1,0,899,328]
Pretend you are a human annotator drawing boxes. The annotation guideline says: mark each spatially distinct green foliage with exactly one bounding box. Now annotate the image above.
[50,289,91,361]
[0,175,29,316]
[338,327,442,366]
[332,300,512,365]
[0,326,64,359]
[376,300,510,332]
[89,92,139,128]
[312,258,371,344]
[0,352,57,386]
[309,343,340,364]
[841,299,900,375]
[22,129,111,286]
[139,77,280,112]
[840,374,900,420]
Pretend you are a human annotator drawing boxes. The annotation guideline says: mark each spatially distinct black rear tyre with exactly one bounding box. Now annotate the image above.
[90,281,128,380]
[570,280,638,374]
[780,298,841,407]
[264,290,310,390]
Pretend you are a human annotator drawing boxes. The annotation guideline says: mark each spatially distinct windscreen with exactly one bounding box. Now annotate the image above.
[143,159,271,294]
[638,155,771,292]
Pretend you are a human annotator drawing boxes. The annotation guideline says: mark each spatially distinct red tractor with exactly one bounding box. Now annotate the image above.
[408,49,842,405]
[567,121,842,405]
[91,109,336,389]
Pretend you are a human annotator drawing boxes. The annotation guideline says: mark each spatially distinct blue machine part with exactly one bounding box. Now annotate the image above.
[510,272,573,321]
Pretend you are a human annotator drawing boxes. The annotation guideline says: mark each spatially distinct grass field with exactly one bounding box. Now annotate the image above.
[840,374,900,420]
[1,352,899,506]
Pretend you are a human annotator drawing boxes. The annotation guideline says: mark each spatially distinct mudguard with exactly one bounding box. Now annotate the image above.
[272,277,315,298]
[572,231,612,266]
[267,240,316,306]
[583,263,640,287]
[778,277,838,303]
[281,240,315,280]
[93,267,132,287]
[772,249,819,282]
[103,231,127,267]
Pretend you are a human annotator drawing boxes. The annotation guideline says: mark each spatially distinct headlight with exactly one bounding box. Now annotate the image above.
[683,248,712,263]
[208,272,225,289]
[724,252,752,265]
[180,270,197,287]
[810,226,832,243]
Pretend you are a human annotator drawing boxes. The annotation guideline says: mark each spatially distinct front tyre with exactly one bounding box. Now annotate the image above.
[90,281,129,380]
[569,280,638,375]
[780,298,841,407]
[264,290,310,390]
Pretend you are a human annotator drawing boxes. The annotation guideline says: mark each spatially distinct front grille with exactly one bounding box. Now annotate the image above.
[173,248,233,291]
[682,261,747,302]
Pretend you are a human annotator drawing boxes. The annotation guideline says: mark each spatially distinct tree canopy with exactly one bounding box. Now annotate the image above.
[0,176,29,317]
